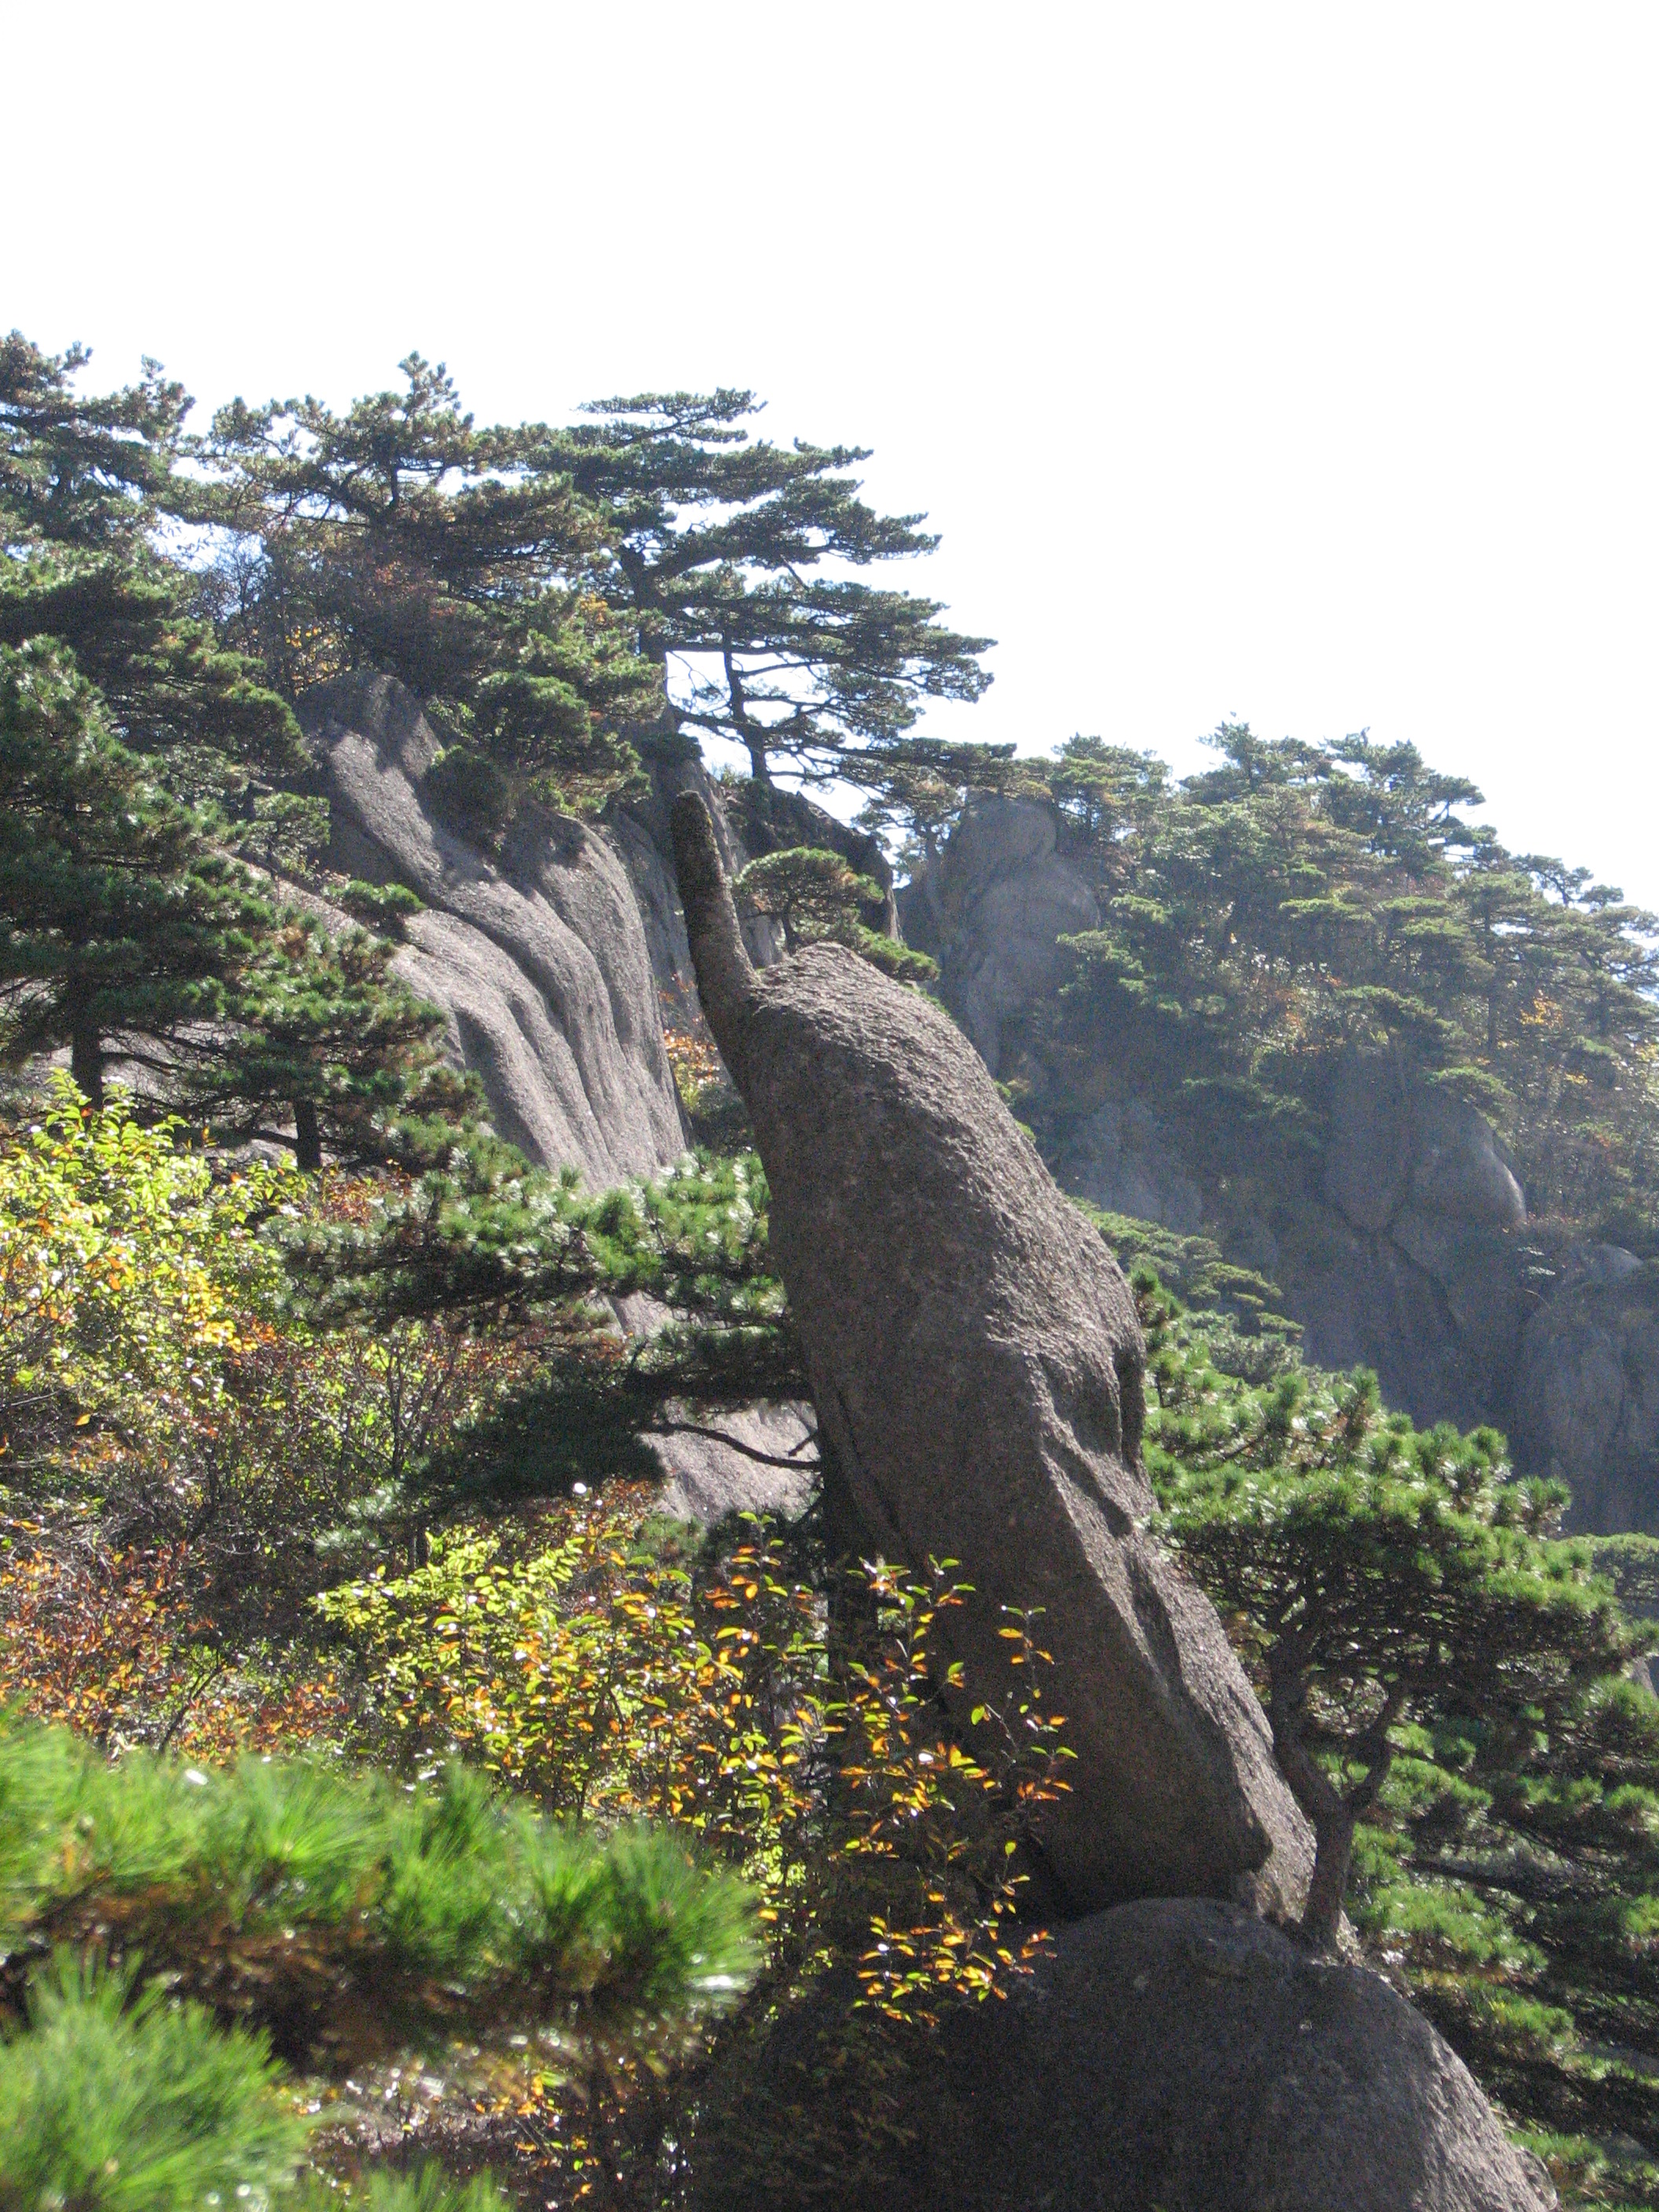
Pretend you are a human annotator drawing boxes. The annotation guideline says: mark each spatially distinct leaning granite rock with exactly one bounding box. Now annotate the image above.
[671,793,1311,1914]
[696,1898,1555,2211]
[299,672,686,1184]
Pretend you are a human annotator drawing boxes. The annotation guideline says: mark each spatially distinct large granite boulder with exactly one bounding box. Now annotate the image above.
[696,1898,1555,2211]
[299,672,687,1185]
[1514,1247,1659,1531]
[1323,1048,1525,1237]
[903,793,1101,1073]
[671,792,1311,1916]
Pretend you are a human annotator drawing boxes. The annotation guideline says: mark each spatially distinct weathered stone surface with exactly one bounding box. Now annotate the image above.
[606,1291,819,1525]
[1323,1048,1525,1236]
[672,792,1312,1916]
[298,672,686,1185]
[1053,1097,1206,1231]
[700,1898,1553,2210]
[901,794,1101,1073]
[1515,1255,1659,1531]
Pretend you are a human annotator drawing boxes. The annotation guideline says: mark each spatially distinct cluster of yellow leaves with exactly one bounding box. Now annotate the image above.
[317,1488,822,1880]
[0,1074,286,1477]
[317,1495,1071,2025]
[837,1569,1069,2024]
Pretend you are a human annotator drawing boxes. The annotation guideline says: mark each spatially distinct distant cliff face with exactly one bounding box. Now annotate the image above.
[902,793,1659,1535]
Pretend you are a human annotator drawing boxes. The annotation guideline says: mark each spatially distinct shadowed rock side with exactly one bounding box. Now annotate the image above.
[299,672,686,1185]
[670,792,1313,1916]
[696,1899,1555,2212]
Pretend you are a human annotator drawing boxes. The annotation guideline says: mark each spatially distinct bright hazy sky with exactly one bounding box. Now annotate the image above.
[9,3,1657,900]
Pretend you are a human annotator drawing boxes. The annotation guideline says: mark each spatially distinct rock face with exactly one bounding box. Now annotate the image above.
[299,672,687,1185]
[698,1898,1555,2211]
[903,794,1100,1074]
[671,792,1312,1916]
[1321,1048,1525,1238]
[1514,1250,1659,1531]
[1053,1095,1207,1231]
[1290,1046,1532,1432]
[935,1899,1555,2211]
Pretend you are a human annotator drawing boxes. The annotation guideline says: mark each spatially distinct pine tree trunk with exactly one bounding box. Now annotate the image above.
[1300,1802,1355,1949]
[293,1097,322,1172]
[69,1006,104,1110]
[1270,1671,1353,1951]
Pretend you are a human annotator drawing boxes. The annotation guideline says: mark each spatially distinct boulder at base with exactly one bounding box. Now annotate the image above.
[671,793,1312,1917]
[299,672,686,1184]
[696,1899,1555,2211]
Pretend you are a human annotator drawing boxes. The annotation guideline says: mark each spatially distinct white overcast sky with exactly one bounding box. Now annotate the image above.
[7,2,1657,899]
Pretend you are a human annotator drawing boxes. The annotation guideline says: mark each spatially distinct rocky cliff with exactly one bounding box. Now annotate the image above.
[903,792,1659,1534]
[301,672,687,1187]
[287,693,1659,1536]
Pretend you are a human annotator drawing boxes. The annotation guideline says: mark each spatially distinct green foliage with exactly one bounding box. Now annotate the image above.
[0,641,272,1103]
[0,1714,759,2055]
[550,389,992,789]
[189,918,468,1169]
[1011,723,1659,1240]
[229,790,331,875]
[339,880,426,935]
[424,744,516,847]
[0,1072,283,1481]
[276,1141,786,1336]
[1075,1201,1299,1356]
[293,2172,511,2212]
[198,355,656,813]
[1133,1257,1659,2184]
[0,334,302,779]
[315,1494,1066,2028]
[734,846,936,979]
[1143,1258,1635,1942]
[0,1954,308,2212]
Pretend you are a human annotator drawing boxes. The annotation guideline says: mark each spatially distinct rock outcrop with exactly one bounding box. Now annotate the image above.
[697,1898,1555,2211]
[299,672,687,1186]
[1514,1247,1659,1531]
[1286,1046,1532,1430]
[903,793,1100,1074]
[671,791,1312,1915]
[906,797,1659,1527]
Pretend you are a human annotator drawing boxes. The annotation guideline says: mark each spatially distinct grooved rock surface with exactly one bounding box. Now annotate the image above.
[672,793,1312,1917]
[903,793,1101,1075]
[698,1899,1556,2211]
[298,672,686,1185]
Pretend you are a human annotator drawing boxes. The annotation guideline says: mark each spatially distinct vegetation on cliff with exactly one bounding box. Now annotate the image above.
[925,727,1659,1246]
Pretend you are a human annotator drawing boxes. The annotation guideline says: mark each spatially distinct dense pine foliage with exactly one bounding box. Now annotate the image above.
[978,729,1659,1244]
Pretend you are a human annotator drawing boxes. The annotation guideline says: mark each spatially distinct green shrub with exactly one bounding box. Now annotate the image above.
[0,1954,308,2212]
[424,746,514,848]
[0,1716,760,2064]
[339,880,427,936]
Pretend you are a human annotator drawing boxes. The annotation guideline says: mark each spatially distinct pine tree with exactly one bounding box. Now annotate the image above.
[734,845,936,980]
[0,333,302,787]
[183,918,470,1170]
[1142,1272,1635,1948]
[0,643,268,1107]
[546,390,993,790]
[200,357,656,814]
